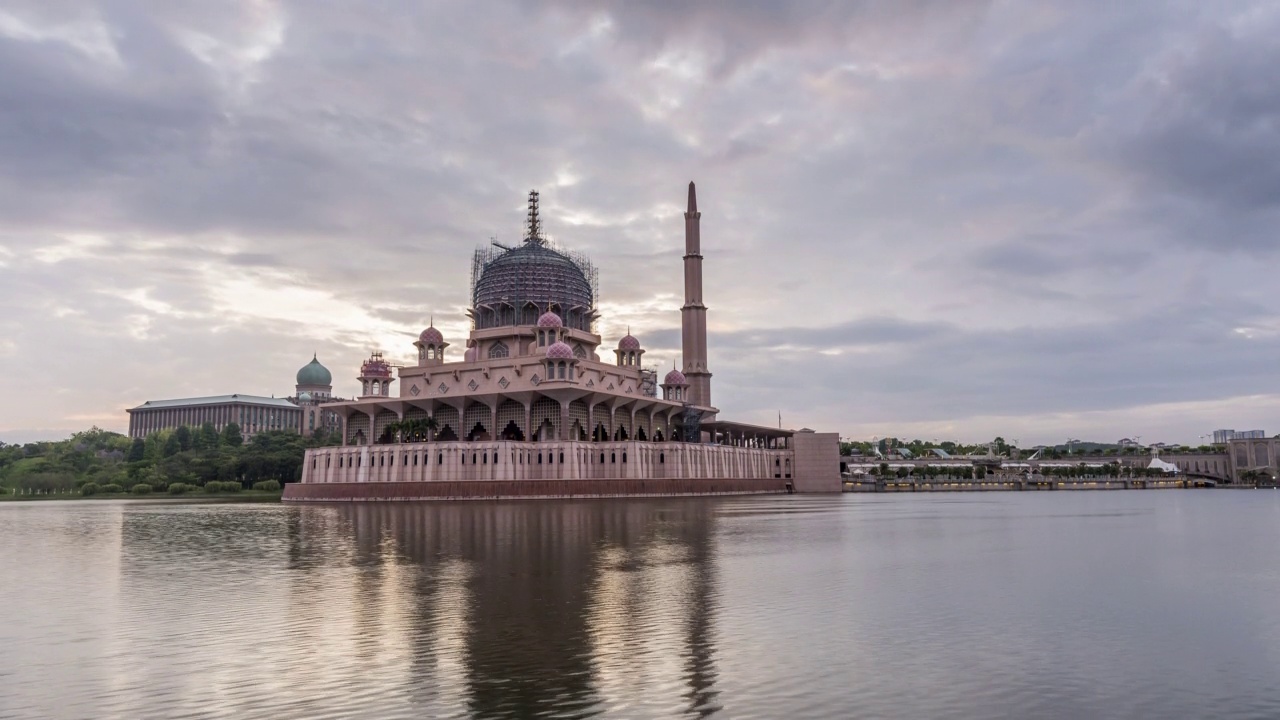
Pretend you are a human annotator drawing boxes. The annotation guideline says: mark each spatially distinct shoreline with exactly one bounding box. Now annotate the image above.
[0,491,283,503]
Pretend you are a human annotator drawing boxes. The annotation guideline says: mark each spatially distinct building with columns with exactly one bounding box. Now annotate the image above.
[285,184,839,501]
[126,355,345,440]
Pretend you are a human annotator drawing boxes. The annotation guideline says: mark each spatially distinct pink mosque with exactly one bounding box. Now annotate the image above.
[283,183,839,501]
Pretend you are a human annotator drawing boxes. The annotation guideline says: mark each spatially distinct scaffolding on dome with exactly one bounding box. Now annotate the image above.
[468,190,600,333]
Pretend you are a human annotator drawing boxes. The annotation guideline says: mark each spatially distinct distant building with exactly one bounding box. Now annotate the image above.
[126,355,345,440]
[1213,429,1265,444]
[1226,436,1279,482]
[1117,438,1141,447]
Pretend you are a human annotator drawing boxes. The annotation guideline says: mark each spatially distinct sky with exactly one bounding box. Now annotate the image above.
[1,0,1279,446]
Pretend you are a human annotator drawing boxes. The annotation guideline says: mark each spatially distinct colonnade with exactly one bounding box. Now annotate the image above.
[303,440,791,484]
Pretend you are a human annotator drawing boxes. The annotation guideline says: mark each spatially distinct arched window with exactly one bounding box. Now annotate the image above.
[568,365,575,381]
[538,331,546,347]
[488,341,509,359]
[558,362,566,379]
[547,361,556,378]
[419,347,426,361]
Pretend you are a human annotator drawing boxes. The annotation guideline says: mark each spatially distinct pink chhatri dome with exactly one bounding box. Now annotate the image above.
[360,354,392,378]
[464,346,477,362]
[618,333,640,351]
[419,325,444,345]
[664,367,687,385]
[537,311,564,328]
[546,341,574,359]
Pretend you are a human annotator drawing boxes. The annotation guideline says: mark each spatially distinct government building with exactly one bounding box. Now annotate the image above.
[125,355,345,440]
[284,183,839,501]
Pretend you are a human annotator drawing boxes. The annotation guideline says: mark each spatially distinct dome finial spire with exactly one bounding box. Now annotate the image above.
[525,189,544,245]
[687,181,697,213]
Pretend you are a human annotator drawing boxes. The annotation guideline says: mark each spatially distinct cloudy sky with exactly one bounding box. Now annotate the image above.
[1,1,1278,446]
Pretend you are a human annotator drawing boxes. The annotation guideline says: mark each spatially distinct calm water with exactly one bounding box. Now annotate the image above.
[3,491,1280,719]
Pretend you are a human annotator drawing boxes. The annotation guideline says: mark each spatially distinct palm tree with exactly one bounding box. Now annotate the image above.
[399,417,438,443]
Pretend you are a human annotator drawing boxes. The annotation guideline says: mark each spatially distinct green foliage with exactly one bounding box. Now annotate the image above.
[80,482,100,496]
[168,482,194,495]
[0,425,323,498]
[252,479,281,492]
[196,422,220,451]
[174,425,193,452]
[162,432,182,458]
[204,481,223,493]
[101,483,123,494]
[222,423,244,447]
[131,483,152,495]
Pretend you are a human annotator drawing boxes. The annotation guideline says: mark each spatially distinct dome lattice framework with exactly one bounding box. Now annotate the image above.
[470,191,599,332]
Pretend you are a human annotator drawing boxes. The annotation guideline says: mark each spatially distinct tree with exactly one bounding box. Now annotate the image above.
[173,425,193,452]
[221,423,244,447]
[127,438,146,463]
[195,422,220,450]
[162,432,182,458]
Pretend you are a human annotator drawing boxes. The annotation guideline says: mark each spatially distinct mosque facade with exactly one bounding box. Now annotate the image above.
[283,184,839,501]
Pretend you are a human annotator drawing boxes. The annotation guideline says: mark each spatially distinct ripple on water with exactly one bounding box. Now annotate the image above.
[3,492,1280,719]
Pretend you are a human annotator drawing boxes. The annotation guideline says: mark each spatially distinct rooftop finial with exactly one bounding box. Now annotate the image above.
[525,189,543,244]
[687,181,697,214]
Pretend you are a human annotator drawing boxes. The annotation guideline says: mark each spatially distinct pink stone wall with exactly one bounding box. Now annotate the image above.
[790,431,841,492]
[283,477,789,502]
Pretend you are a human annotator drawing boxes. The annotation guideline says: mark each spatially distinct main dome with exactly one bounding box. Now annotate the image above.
[296,355,332,387]
[470,191,597,332]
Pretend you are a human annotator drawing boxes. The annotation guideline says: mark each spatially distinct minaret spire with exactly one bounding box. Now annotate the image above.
[680,181,713,410]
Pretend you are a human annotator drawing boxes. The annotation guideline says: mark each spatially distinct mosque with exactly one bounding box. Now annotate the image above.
[283,183,839,500]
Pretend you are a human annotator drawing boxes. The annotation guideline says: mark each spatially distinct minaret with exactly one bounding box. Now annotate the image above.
[681,182,712,407]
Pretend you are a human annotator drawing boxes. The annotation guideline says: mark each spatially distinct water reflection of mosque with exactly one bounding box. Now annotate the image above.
[291,501,723,718]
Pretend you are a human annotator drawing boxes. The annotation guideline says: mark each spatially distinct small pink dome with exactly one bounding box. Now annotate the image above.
[618,334,640,351]
[419,326,444,345]
[546,341,574,359]
[537,311,564,328]
[664,368,687,385]
[360,354,392,378]
[464,346,477,362]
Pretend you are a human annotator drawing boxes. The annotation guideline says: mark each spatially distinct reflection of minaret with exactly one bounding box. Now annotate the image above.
[681,182,713,408]
[682,503,722,716]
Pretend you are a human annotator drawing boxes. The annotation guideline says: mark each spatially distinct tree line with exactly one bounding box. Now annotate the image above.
[0,424,340,495]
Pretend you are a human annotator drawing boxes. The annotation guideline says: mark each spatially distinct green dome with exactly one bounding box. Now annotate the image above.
[296,355,332,387]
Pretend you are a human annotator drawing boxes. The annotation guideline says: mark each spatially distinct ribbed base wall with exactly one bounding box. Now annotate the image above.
[283,478,791,502]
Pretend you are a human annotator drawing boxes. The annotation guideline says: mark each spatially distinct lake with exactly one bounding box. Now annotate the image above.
[3,491,1280,719]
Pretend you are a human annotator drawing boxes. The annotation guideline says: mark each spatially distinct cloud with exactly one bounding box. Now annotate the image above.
[1,0,1278,444]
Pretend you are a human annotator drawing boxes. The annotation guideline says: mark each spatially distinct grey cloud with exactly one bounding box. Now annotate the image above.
[2,1,1279,443]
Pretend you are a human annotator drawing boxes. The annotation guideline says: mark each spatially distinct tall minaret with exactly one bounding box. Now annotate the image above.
[681,181,713,408]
